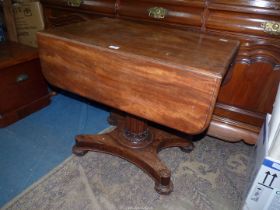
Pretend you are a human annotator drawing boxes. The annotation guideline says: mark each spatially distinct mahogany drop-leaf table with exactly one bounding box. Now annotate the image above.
[37,18,239,194]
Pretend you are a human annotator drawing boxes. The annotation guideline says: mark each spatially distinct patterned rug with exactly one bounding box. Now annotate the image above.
[2,127,254,210]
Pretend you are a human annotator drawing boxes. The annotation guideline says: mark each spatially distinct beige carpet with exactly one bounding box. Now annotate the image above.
[2,127,254,210]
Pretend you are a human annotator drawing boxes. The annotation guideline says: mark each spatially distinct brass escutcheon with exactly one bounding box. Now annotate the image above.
[261,21,280,36]
[67,0,83,7]
[148,7,168,19]
[16,73,29,83]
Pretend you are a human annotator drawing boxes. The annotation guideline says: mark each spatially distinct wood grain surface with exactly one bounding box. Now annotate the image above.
[39,0,280,143]
[38,18,239,134]
[0,42,38,69]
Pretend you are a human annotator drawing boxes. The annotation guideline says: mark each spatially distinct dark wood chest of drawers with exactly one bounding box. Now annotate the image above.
[0,42,51,127]
[40,0,280,144]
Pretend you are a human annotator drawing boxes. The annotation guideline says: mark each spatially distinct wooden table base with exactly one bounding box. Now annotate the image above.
[73,113,194,194]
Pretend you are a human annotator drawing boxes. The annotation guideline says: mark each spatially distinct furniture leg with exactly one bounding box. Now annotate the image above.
[73,114,194,194]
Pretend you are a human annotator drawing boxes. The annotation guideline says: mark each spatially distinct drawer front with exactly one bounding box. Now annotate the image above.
[41,0,116,15]
[209,0,280,14]
[206,10,280,37]
[118,0,204,27]
[44,9,92,28]
[0,60,48,113]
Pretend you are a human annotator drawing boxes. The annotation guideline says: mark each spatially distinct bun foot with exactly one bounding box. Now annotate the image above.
[72,146,88,156]
[180,144,194,153]
[154,169,173,195]
[155,181,173,195]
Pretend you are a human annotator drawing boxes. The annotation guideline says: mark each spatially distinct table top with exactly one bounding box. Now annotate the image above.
[0,42,38,69]
[37,18,239,134]
[39,18,239,79]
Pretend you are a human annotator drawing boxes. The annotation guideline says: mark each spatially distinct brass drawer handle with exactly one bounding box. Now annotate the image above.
[261,21,280,36]
[148,7,168,19]
[16,73,29,83]
[67,0,83,7]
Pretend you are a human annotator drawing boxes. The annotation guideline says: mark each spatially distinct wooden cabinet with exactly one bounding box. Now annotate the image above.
[40,0,280,144]
[0,42,51,127]
[204,1,280,143]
